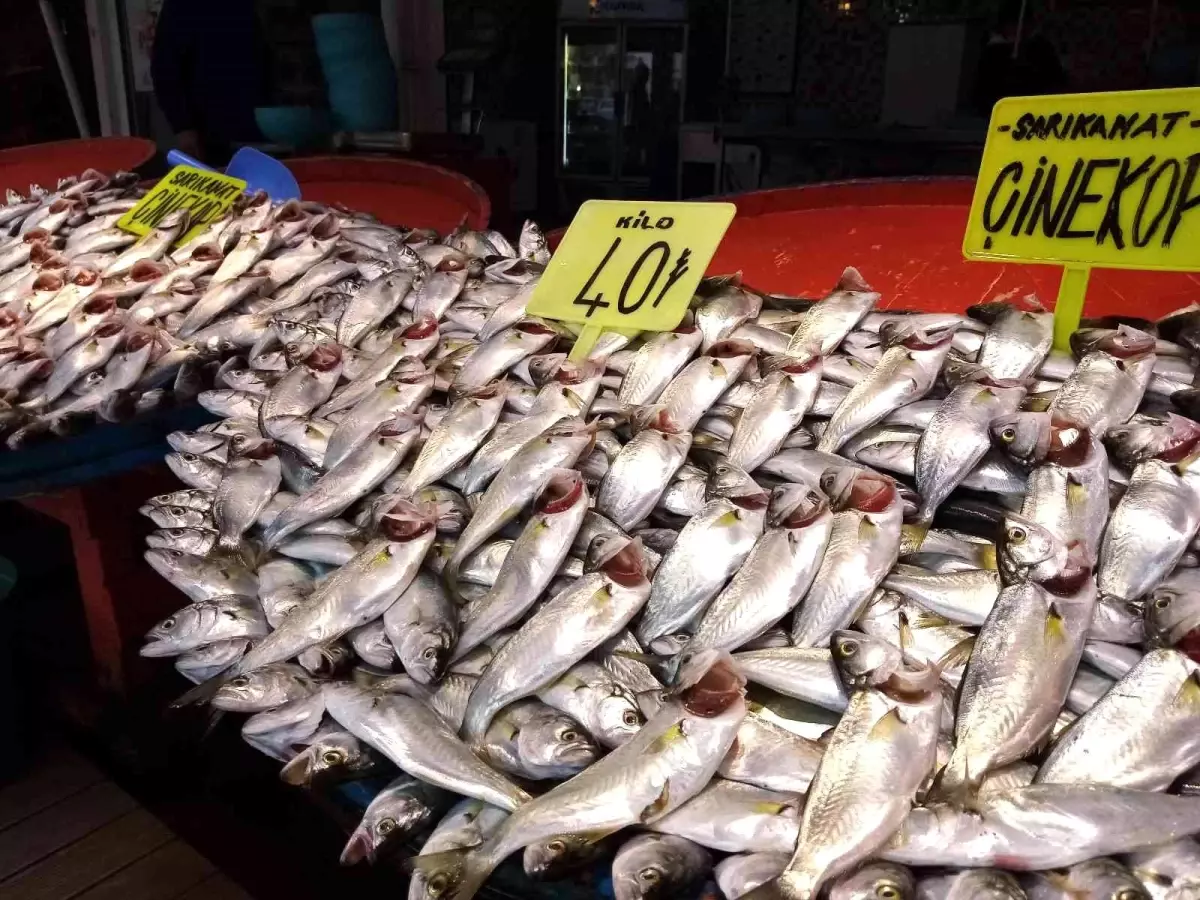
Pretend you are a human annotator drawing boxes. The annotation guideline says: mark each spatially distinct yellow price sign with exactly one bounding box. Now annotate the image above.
[526,200,737,360]
[965,87,1200,349]
[119,165,247,245]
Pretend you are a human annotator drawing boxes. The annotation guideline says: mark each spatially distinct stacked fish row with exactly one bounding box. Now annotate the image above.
[135,195,1200,900]
[0,168,458,446]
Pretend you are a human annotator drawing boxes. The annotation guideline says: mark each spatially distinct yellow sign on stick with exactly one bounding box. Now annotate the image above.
[965,87,1200,350]
[526,200,737,360]
[118,165,247,245]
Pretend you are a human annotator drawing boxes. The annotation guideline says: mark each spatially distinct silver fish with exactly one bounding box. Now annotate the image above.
[408,801,510,900]
[688,483,832,655]
[1037,649,1200,790]
[536,661,643,750]
[397,380,506,496]
[175,638,250,684]
[695,282,763,352]
[409,653,746,900]
[212,439,282,551]
[340,774,452,865]
[916,869,1025,900]
[657,339,757,432]
[597,411,693,531]
[324,372,433,471]
[611,833,711,900]
[480,699,599,781]
[791,470,903,648]
[883,785,1200,870]
[787,267,879,356]
[143,550,258,603]
[384,571,459,684]
[460,536,651,743]
[452,320,558,393]
[322,682,531,812]
[728,355,823,473]
[212,662,316,713]
[817,327,957,453]
[619,326,704,406]
[637,463,767,649]
[717,711,823,795]
[732,646,848,713]
[716,853,791,900]
[454,470,589,661]
[140,594,267,656]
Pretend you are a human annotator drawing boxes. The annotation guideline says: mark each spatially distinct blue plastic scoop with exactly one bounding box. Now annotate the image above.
[166,146,301,201]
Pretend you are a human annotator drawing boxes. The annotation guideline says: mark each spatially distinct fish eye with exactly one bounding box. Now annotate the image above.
[876,884,901,900]
[427,874,448,897]
[1006,526,1027,545]
[1115,891,1144,900]
[170,506,187,515]
[376,817,397,835]
[182,453,197,462]
[560,730,578,742]
[229,676,250,688]
[422,647,438,660]
[622,710,640,726]
[820,472,837,491]
[169,550,184,559]
[1155,593,1174,609]
[161,617,177,630]
[548,839,566,853]
[171,528,186,536]
[1000,427,1017,442]
[837,639,858,657]
[639,869,661,884]
[321,749,345,766]
[714,464,729,475]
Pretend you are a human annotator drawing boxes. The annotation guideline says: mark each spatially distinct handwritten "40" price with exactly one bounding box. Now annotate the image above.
[572,237,693,318]
[525,200,736,359]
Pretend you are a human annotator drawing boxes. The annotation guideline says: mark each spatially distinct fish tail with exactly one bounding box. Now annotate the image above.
[926,750,978,807]
[407,846,496,900]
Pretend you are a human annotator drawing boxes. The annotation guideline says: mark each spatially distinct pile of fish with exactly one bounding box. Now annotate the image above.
[0,168,445,446]
[134,193,1200,900]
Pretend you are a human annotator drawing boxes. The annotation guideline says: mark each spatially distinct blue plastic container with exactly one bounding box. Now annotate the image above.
[312,13,398,131]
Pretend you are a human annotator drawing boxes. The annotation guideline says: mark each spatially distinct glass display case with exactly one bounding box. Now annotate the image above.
[557,3,686,198]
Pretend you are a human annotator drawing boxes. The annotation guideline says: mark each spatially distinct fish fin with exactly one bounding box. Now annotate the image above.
[836,266,872,293]
[639,779,671,823]
[1044,602,1067,644]
[926,752,980,808]
[934,636,976,671]
[912,609,953,629]
[900,522,929,554]
[972,387,998,405]
[406,847,492,900]
[858,517,879,542]
[648,722,686,754]
[202,707,226,739]
[976,543,999,571]
[898,611,914,654]
[1175,669,1200,708]
[751,800,789,815]
[1065,476,1088,511]
[868,707,905,741]
[170,670,232,708]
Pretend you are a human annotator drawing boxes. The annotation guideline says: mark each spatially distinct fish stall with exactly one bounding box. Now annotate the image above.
[13,88,1200,900]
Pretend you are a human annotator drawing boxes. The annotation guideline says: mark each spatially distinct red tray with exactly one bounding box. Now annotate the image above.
[0,137,157,194]
[285,156,490,233]
[707,178,1197,318]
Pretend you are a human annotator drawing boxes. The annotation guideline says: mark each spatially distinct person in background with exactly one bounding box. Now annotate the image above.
[974,0,1066,115]
[150,0,269,165]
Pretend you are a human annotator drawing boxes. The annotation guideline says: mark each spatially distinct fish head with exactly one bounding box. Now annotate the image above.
[1145,587,1200,649]
[831,629,903,690]
[1040,859,1149,900]
[676,650,746,717]
[1070,323,1157,360]
[706,461,768,508]
[165,450,215,485]
[526,351,570,386]
[140,601,205,656]
[523,834,610,881]
[1107,412,1200,467]
[586,534,647,587]
[825,862,915,900]
[303,342,342,372]
[768,482,829,528]
[280,728,376,786]
[535,468,586,516]
[990,412,1053,466]
[396,622,455,685]
[212,665,289,712]
[340,790,432,865]
[379,497,438,542]
[591,686,645,746]
[824,469,897,515]
[612,837,702,900]
[997,512,1067,585]
[516,709,599,775]
[145,527,209,555]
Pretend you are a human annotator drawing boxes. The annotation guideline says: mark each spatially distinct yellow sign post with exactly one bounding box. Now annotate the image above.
[119,165,247,246]
[964,87,1200,350]
[526,200,737,361]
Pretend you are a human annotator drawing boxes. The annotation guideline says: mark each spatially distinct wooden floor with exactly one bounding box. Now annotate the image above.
[0,743,253,900]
